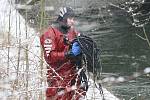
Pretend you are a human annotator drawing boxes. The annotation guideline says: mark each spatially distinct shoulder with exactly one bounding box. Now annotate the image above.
[40,26,57,44]
[40,26,57,38]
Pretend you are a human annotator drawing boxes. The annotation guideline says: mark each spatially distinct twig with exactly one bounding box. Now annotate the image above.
[142,26,150,48]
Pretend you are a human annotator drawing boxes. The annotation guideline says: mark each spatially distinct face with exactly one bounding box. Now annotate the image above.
[66,17,75,28]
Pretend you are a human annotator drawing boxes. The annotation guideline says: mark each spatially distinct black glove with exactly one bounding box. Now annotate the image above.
[65,50,74,58]
[63,36,71,45]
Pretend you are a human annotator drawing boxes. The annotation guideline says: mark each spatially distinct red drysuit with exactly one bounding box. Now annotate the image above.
[40,26,85,100]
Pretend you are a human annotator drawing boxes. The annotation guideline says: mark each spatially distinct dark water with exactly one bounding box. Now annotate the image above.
[112,76,150,100]
[75,1,150,99]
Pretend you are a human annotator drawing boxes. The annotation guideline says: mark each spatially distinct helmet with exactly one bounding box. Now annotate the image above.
[56,7,75,22]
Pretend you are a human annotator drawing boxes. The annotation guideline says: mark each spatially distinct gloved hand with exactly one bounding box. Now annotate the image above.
[71,42,81,56]
[65,42,81,58]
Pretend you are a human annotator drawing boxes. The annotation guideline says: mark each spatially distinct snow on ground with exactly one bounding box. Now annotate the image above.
[86,79,119,100]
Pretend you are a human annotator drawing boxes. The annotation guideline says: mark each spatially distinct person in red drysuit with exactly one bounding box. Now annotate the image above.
[40,7,86,100]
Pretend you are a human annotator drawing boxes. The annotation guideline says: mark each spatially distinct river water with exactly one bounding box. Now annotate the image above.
[75,0,150,99]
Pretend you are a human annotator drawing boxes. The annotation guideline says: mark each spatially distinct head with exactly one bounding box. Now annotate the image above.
[56,7,75,29]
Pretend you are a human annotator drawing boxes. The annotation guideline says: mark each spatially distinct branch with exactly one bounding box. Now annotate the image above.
[15,4,54,11]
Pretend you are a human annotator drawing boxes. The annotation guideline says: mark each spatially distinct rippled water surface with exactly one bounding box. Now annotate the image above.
[75,0,150,99]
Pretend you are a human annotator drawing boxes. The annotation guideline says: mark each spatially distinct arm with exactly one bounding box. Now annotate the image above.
[40,29,66,64]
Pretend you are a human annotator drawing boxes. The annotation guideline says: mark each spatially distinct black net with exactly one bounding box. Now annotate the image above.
[74,34,101,75]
